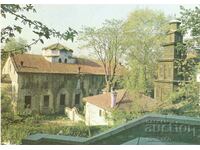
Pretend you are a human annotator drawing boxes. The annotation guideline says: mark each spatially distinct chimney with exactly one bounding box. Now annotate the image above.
[111,88,117,108]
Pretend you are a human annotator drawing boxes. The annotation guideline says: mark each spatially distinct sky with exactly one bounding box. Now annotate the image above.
[1,4,198,57]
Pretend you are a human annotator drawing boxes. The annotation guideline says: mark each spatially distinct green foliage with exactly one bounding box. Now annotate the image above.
[160,38,199,117]
[175,43,197,81]
[1,37,27,66]
[123,8,169,95]
[79,19,126,91]
[1,4,77,46]
[1,91,13,114]
[179,5,200,51]
[1,91,110,144]
[161,6,200,117]
[111,108,144,126]
[1,113,111,144]
[110,94,146,125]
[3,37,27,53]
[165,63,200,116]
[179,5,200,38]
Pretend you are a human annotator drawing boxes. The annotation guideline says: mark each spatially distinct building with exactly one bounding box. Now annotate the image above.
[84,89,159,126]
[154,19,200,102]
[2,43,110,114]
[154,19,184,101]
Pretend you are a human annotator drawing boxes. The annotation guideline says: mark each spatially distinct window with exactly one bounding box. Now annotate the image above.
[99,110,102,117]
[75,94,80,105]
[89,93,93,96]
[64,58,67,63]
[44,81,48,89]
[25,96,31,108]
[44,95,49,107]
[60,94,65,106]
[58,58,62,63]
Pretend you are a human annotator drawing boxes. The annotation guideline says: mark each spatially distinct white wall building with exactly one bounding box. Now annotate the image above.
[42,43,76,64]
[84,89,158,126]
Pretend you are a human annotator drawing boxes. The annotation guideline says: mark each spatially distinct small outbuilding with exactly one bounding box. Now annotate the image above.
[84,89,159,126]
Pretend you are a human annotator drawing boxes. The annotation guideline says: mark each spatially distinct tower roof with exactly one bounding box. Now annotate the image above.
[42,43,73,52]
[169,19,181,24]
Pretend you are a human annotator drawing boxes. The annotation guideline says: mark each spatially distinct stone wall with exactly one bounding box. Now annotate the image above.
[16,73,105,114]
[154,81,174,101]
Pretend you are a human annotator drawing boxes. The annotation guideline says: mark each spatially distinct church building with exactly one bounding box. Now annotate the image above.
[2,43,108,114]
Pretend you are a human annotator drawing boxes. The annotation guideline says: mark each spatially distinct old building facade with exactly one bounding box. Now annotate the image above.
[84,89,158,126]
[2,43,106,114]
[154,20,184,101]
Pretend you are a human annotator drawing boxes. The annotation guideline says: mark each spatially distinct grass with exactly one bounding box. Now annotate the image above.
[1,114,111,144]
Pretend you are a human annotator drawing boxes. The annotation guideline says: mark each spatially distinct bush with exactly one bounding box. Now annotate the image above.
[1,91,111,144]
[1,91,13,113]
[1,113,111,144]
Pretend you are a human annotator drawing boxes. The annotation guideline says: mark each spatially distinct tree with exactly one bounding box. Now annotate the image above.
[4,37,27,52]
[161,61,200,117]
[110,102,142,125]
[79,19,126,91]
[2,38,27,65]
[169,6,200,116]
[159,6,200,117]
[1,4,77,48]
[122,8,168,96]
[179,5,200,46]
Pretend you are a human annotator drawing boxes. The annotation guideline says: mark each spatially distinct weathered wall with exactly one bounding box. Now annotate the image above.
[157,61,174,81]
[154,21,183,101]
[17,72,105,114]
[42,49,75,63]
[85,102,111,126]
[2,57,19,112]
[154,82,174,101]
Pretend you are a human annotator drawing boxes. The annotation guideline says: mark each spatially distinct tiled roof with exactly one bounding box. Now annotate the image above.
[42,43,73,52]
[84,89,127,110]
[10,54,108,75]
[84,90,159,112]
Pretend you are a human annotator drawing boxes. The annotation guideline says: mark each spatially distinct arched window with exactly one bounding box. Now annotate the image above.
[60,94,65,106]
[64,58,67,63]
[58,58,62,63]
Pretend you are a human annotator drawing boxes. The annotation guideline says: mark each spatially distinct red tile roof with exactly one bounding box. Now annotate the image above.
[84,89,127,110]
[84,90,159,112]
[10,54,111,75]
[10,54,125,75]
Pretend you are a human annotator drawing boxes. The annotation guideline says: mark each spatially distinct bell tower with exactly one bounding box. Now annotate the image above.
[154,19,184,101]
